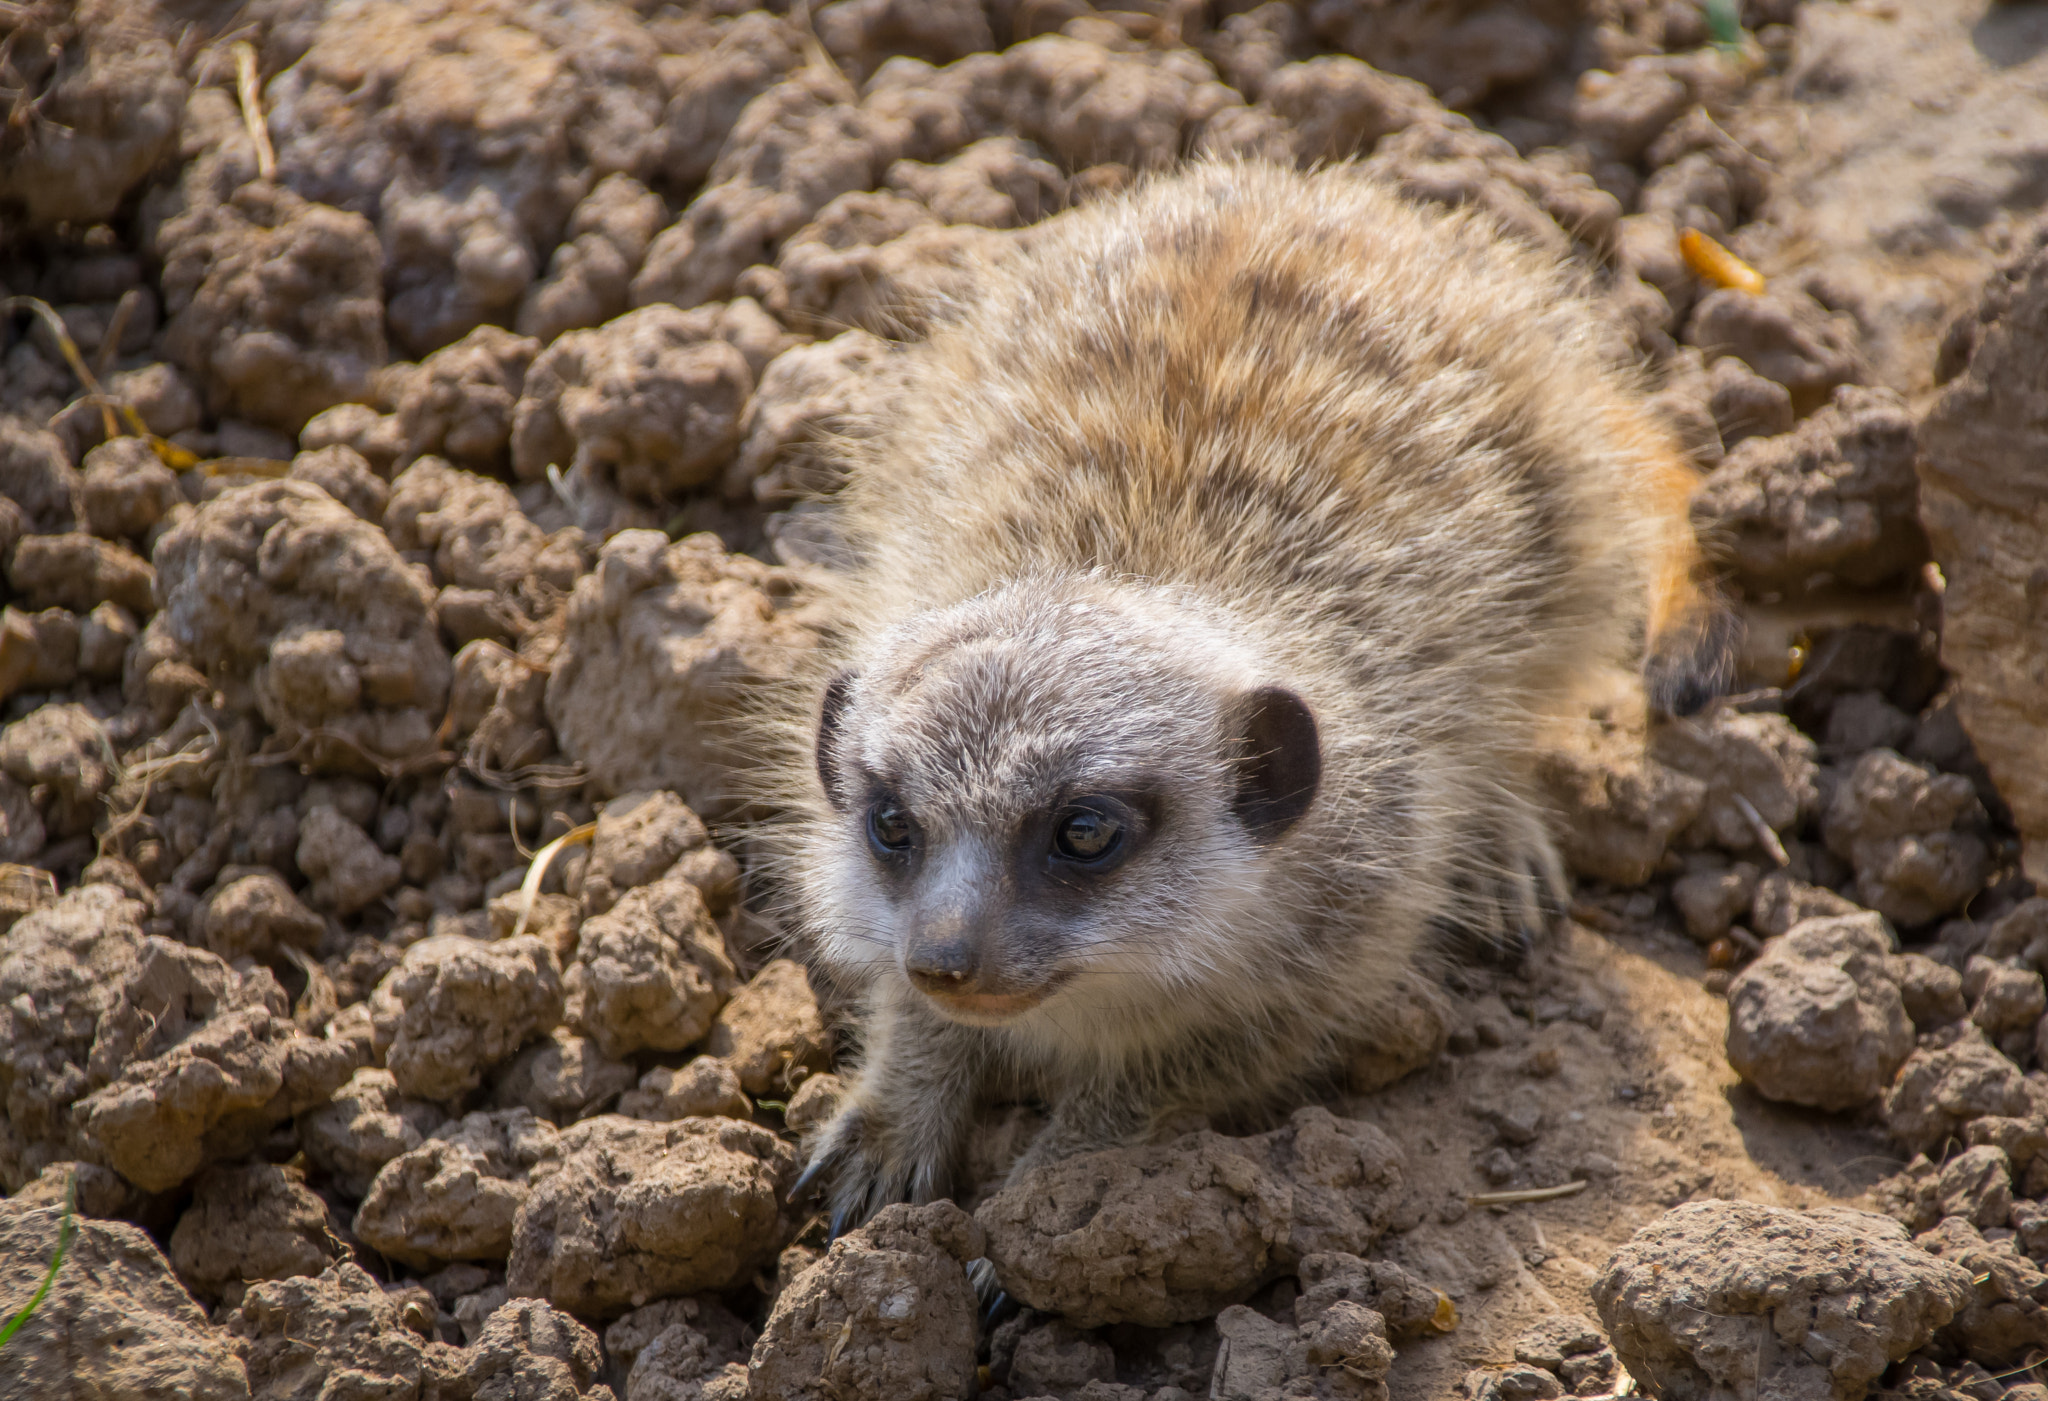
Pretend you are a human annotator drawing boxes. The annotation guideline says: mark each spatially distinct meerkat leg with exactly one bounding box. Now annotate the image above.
[1498,798,1568,934]
[1002,1075,1151,1187]
[799,990,988,1235]
[1440,792,1567,968]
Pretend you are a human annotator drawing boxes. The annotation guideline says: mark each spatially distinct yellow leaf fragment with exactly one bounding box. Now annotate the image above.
[1679,228,1765,294]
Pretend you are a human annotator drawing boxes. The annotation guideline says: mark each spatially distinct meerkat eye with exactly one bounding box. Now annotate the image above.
[866,801,914,855]
[1053,803,1125,863]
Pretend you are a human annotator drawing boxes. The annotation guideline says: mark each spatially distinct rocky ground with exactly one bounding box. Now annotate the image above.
[1,0,2046,1398]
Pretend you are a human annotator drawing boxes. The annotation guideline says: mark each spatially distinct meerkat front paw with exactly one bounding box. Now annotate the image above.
[790,1096,945,1238]
[1439,802,1566,968]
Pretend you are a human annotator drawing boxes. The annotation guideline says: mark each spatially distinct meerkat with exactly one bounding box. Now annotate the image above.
[763,160,1718,1231]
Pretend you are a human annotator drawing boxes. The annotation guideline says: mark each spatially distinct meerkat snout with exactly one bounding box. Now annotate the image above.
[900,914,978,994]
[897,859,1057,1018]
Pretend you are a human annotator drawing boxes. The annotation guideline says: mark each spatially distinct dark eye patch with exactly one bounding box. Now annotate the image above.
[1036,793,1148,883]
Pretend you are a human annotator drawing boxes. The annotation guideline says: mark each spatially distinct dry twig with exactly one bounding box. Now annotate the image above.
[3,295,198,468]
[1468,1180,1588,1206]
[231,41,276,180]
[1731,792,1789,868]
[510,822,597,938]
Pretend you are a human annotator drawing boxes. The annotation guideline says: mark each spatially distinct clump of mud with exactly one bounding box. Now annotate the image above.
[1,1,2046,1398]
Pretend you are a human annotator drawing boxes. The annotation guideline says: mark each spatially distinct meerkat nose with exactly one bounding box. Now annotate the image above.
[903,934,981,995]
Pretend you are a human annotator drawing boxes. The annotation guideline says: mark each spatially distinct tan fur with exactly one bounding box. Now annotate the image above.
[751,161,1707,1227]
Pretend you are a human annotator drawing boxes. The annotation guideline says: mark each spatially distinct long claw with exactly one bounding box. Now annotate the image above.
[828,1204,853,1244]
[981,1290,1017,1332]
[788,1154,828,1206]
[968,1258,1006,1316]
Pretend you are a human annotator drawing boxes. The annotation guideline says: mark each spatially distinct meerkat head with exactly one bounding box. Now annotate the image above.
[805,574,1320,1029]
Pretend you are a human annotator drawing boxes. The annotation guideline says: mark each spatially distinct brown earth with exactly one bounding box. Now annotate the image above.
[1,1,2046,1398]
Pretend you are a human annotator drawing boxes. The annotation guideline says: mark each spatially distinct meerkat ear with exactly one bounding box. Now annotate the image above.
[816,670,857,810]
[1227,685,1321,842]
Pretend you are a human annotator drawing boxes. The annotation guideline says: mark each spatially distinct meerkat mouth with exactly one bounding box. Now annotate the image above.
[918,973,1073,1024]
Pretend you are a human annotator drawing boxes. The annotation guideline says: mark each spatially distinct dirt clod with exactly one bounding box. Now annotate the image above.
[508,1113,799,1317]
[0,884,147,1187]
[617,1056,752,1123]
[298,805,403,917]
[1724,913,1913,1111]
[567,871,736,1060]
[300,1065,445,1200]
[8,531,154,616]
[704,958,829,1096]
[0,1,185,231]
[1,1200,250,1399]
[168,1160,346,1302]
[153,480,450,774]
[158,185,388,434]
[1686,286,1865,408]
[355,1107,559,1270]
[512,301,787,501]
[369,935,565,1102]
[603,1295,753,1399]
[1596,1200,1973,1401]
[1823,748,1991,927]
[981,1108,1404,1329]
[1919,230,2048,886]
[489,1028,637,1127]
[746,1200,983,1401]
[75,936,360,1193]
[582,790,709,916]
[80,437,181,542]
[544,530,820,814]
[1211,1298,1393,1401]
[1692,385,1926,594]
[198,871,326,964]
[1884,1023,2044,1155]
